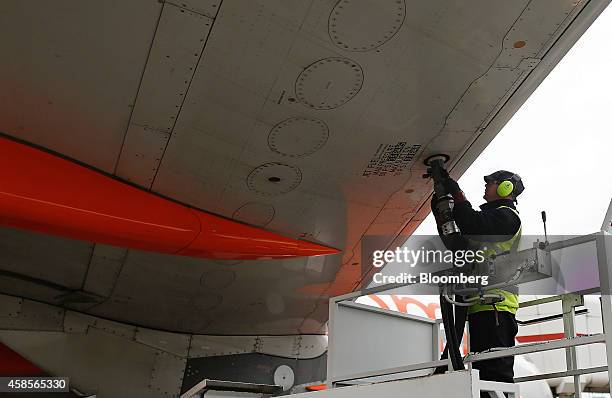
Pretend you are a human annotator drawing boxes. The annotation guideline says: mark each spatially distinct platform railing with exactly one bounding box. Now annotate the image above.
[326,232,612,398]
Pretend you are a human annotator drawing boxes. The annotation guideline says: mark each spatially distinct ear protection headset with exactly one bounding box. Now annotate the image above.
[484,170,524,199]
[497,180,514,197]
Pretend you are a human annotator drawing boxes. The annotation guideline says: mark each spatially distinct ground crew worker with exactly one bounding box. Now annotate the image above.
[440,170,525,384]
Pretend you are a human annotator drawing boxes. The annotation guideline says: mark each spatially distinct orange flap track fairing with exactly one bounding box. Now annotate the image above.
[0,137,339,260]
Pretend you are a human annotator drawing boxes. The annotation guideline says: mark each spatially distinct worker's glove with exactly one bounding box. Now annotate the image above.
[443,177,461,195]
[436,168,460,194]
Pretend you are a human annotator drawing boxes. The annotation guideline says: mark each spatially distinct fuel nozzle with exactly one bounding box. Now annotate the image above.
[435,196,461,236]
[422,154,451,197]
[423,154,460,237]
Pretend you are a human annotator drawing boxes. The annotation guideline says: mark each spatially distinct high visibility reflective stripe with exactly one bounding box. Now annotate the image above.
[467,205,521,315]
[468,289,519,315]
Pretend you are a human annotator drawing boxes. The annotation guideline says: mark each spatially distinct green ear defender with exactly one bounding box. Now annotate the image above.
[497,180,514,197]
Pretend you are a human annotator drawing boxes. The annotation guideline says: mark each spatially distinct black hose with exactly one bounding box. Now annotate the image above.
[425,159,466,372]
[440,294,464,371]
[442,297,462,371]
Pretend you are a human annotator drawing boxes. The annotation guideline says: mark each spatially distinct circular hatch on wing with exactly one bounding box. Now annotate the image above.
[246,163,302,196]
[232,202,275,226]
[329,0,406,51]
[268,117,329,157]
[295,58,364,110]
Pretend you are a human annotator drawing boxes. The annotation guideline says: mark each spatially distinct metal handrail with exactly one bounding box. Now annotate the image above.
[516,308,588,325]
[514,366,608,383]
[332,334,605,385]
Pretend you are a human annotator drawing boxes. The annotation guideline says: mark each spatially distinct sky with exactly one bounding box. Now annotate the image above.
[415,3,612,236]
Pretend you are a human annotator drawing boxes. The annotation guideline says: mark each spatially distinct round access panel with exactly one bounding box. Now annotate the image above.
[246,163,302,196]
[268,117,329,158]
[232,202,275,226]
[274,365,295,391]
[329,0,406,51]
[295,58,364,110]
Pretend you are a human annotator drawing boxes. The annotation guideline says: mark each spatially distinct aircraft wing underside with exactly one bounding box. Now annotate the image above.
[0,0,607,334]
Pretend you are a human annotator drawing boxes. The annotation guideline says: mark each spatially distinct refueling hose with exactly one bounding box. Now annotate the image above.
[439,294,464,371]
[424,155,466,373]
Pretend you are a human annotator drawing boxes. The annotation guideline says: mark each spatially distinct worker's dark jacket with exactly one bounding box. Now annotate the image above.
[453,198,522,314]
[452,199,521,238]
[451,198,522,385]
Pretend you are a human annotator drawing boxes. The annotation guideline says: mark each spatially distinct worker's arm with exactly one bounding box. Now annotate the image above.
[452,201,520,236]
[439,174,520,236]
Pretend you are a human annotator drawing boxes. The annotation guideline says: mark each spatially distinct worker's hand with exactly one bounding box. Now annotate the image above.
[437,168,459,192]
[443,177,461,194]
